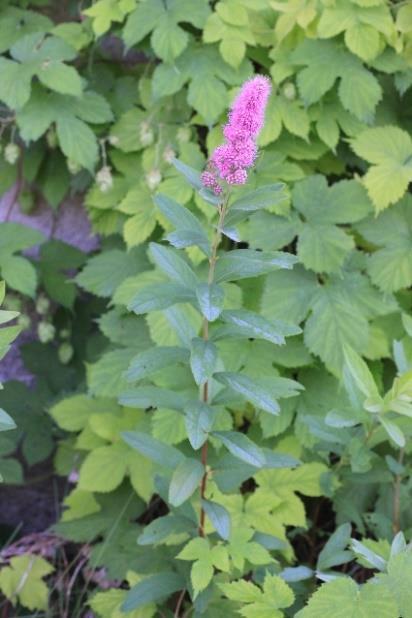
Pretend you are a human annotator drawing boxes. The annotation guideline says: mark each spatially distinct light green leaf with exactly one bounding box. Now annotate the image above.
[214,372,281,415]
[1,255,37,298]
[213,430,266,467]
[78,443,128,493]
[190,338,218,386]
[196,283,225,322]
[184,400,216,449]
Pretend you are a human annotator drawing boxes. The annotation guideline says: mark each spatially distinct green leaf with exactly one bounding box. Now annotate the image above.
[216,309,301,345]
[262,265,318,324]
[190,337,218,386]
[129,282,195,314]
[138,514,195,545]
[213,430,266,468]
[0,555,54,612]
[0,408,16,432]
[351,539,387,571]
[56,114,98,171]
[379,417,405,448]
[76,249,144,298]
[230,184,287,212]
[168,457,204,506]
[201,499,231,540]
[343,346,381,402]
[0,222,44,255]
[351,126,412,212]
[297,577,398,618]
[214,372,281,415]
[120,387,186,411]
[1,255,37,298]
[126,346,190,382]
[317,523,352,570]
[184,400,216,449]
[37,62,82,97]
[78,443,128,493]
[214,249,297,282]
[122,571,185,612]
[122,430,184,468]
[196,283,225,322]
[172,158,203,190]
[149,243,198,288]
[0,58,32,109]
[155,193,210,256]
[379,551,412,618]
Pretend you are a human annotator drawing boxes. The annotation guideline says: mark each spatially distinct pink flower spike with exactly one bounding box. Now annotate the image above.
[201,75,271,193]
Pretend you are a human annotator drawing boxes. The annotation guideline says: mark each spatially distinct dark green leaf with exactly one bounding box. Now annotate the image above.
[172,158,203,190]
[214,249,298,282]
[214,309,301,344]
[149,242,198,288]
[230,183,287,211]
[128,282,195,314]
[138,514,196,545]
[168,457,204,506]
[122,571,185,611]
[119,387,187,411]
[122,430,184,468]
[184,400,216,450]
[213,430,266,468]
[126,346,190,382]
[196,283,225,322]
[190,337,218,386]
[201,499,231,540]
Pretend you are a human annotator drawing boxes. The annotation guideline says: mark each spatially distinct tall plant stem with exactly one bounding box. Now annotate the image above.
[198,195,229,536]
[393,447,405,534]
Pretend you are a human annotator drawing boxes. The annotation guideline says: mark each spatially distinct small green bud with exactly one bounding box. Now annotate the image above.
[146,168,162,191]
[4,143,20,165]
[282,82,296,101]
[58,342,74,364]
[96,165,113,193]
[139,122,154,146]
[108,134,119,146]
[67,159,81,174]
[37,321,55,344]
[163,145,176,164]
[46,127,57,149]
[59,328,70,340]
[36,294,50,316]
[17,314,31,330]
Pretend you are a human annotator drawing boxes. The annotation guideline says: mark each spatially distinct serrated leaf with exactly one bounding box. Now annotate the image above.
[214,249,297,282]
[126,346,190,382]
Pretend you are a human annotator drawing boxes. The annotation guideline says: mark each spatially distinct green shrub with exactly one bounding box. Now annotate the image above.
[1,0,412,616]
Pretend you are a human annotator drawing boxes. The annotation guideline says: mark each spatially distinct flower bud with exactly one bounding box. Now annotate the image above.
[37,321,55,344]
[146,168,162,191]
[96,165,113,193]
[59,328,70,340]
[139,122,154,146]
[4,143,20,165]
[282,82,296,100]
[17,314,31,330]
[67,159,81,174]
[58,342,74,364]
[36,294,50,316]
[108,134,119,146]
[163,145,175,164]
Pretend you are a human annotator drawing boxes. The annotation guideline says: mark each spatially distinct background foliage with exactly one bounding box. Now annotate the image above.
[1,0,412,616]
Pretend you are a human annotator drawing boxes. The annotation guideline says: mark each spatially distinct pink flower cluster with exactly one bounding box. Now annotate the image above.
[201,75,271,195]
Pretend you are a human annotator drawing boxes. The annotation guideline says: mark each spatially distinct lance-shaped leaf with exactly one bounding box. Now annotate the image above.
[126,346,190,382]
[138,514,196,545]
[317,524,352,571]
[196,283,225,321]
[214,372,281,415]
[155,193,210,256]
[262,450,301,469]
[149,243,198,288]
[128,282,195,314]
[213,309,301,345]
[168,458,204,507]
[0,409,16,432]
[230,183,287,211]
[122,571,185,612]
[343,345,381,403]
[122,431,184,468]
[119,387,187,411]
[184,400,216,450]
[172,158,203,190]
[214,249,297,282]
[190,338,218,386]
[201,499,231,540]
[379,417,405,448]
[213,430,266,468]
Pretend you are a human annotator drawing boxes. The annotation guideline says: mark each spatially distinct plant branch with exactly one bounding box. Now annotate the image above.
[198,194,229,537]
[393,447,405,534]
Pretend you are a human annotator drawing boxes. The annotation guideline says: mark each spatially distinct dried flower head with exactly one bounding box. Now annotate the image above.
[201,75,271,194]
